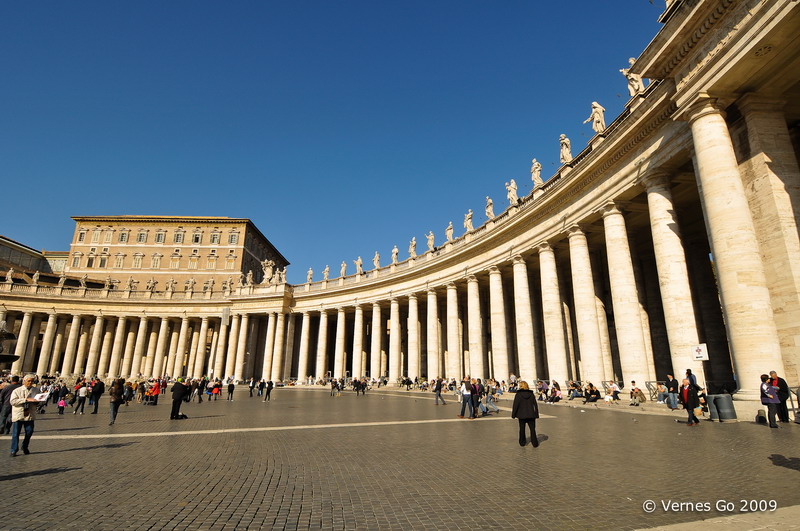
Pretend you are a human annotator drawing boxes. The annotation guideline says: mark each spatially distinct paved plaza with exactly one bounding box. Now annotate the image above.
[2,387,799,530]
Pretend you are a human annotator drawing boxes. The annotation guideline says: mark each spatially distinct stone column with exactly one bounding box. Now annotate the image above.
[214,317,229,379]
[192,317,210,378]
[224,314,241,379]
[107,316,128,377]
[95,321,114,376]
[352,305,365,378]
[20,314,42,374]
[128,317,149,378]
[36,313,59,376]
[389,298,401,383]
[151,318,171,378]
[466,276,485,379]
[370,304,382,379]
[186,323,201,378]
[84,315,105,376]
[271,312,286,380]
[261,312,277,380]
[641,171,704,381]
[601,203,650,386]
[333,308,347,378]
[296,312,311,382]
[407,294,420,380]
[538,243,569,384]
[687,98,784,397]
[737,94,800,383]
[12,312,32,374]
[512,256,537,382]
[61,315,82,376]
[49,316,68,375]
[143,322,159,377]
[165,325,180,377]
[567,226,606,385]
[74,319,92,375]
[233,313,250,381]
[446,283,461,378]
[315,310,329,379]
[167,317,189,377]
[488,266,510,383]
[426,290,440,379]
[282,314,297,380]
[591,251,615,381]
[119,319,137,378]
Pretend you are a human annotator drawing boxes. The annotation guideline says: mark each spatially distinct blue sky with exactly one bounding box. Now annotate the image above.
[1,1,664,283]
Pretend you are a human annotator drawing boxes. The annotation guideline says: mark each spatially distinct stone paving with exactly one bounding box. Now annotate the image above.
[1,386,798,530]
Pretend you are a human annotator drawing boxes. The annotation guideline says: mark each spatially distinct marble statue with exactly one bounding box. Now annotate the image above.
[620,57,645,97]
[246,270,254,287]
[426,231,435,251]
[237,272,245,287]
[307,268,314,283]
[166,277,177,291]
[104,276,112,289]
[226,276,233,290]
[391,246,399,264]
[531,158,543,187]
[583,101,607,134]
[559,134,572,163]
[485,196,495,219]
[79,274,87,288]
[340,261,347,278]
[5,268,14,283]
[409,237,417,258]
[57,272,66,287]
[279,268,287,284]
[354,257,363,275]
[505,179,519,205]
[203,278,214,292]
[323,265,330,281]
[146,278,157,292]
[445,222,454,242]
[464,209,474,231]
[261,259,275,284]
[372,252,380,270]
[185,277,196,291]
[31,271,40,285]
[125,276,136,290]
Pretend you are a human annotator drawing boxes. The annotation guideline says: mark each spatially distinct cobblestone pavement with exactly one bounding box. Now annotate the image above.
[1,387,798,530]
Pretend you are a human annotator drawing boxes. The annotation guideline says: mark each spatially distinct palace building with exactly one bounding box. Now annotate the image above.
[1,0,798,417]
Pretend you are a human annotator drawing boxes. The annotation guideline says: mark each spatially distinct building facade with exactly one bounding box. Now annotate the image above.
[1,1,798,415]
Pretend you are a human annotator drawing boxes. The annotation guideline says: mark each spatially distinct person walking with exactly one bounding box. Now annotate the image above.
[511,381,539,447]
[263,380,274,402]
[458,377,473,419]
[73,383,88,414]
[760,374,781,429]
[108,378,125,425]
[227,381,235,401]
[678,379,702,426]
[10,374,42,456]
[434,378,447,405]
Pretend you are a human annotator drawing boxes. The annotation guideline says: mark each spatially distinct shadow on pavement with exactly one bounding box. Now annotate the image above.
[769,454,800,472]
[0,467,82,481]
[35,442,138,454]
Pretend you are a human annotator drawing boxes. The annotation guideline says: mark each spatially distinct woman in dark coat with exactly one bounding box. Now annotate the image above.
[511,381,540,447]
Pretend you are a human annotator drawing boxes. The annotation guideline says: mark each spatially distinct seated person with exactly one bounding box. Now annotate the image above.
[656,383,668,404]
[567,381,583,400]
[583,384,601,403]
[547,387,562,403]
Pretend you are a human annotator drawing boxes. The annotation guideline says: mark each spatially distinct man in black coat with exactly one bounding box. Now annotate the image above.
[90,378,105,414]
[678,379,703,426]
[0,376,22,435]
[769,371,791,423]
[170,378,190,419]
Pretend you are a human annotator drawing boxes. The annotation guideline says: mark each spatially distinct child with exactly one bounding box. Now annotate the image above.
[57,398,67,415]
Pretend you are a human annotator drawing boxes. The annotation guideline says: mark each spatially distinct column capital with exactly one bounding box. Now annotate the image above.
[371,302,380,310]
[200,316,209,322]
[446,282,457,290]
[536,241,553,253]
[677,93,736,124]
[466,274,479,284]
[600,201,625,219]
[638,169,672,192]
[408,293,418,301]
[426,288,438,296]
[566,224,588,238]
[511,254,526,266]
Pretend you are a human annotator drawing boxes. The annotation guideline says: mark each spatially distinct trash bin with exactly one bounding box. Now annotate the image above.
[709,394,737,421]
[706,394,720,421]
